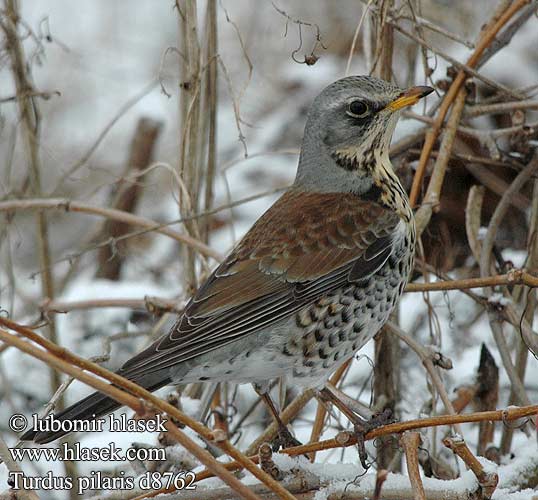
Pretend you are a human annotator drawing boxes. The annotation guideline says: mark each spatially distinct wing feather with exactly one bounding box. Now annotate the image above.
[120,190,402,378]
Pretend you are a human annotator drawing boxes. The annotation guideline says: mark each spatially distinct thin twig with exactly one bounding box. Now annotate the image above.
[0,326,263,500]
[406,147,523,170]
[1,1,65,467]
[202,0,218,242]
[0,317,296,500]
[400,432,426,500]
[270,1,326,65]
[134,475,477,500]
[41,296,184,314]
[217,2,253,156]
[479,155,538,404]
[0,89,60,103]
[397,14,474,48]
[0,198,221,260]
[404,110,538,143]
[387,322,462,436]
[478,0,538,68]
[392,23,523,99]
[501,178,538,454]
[245,390,314,457]
[308,360,351,462]
[405,269,538,292]
[36,268,538,316]
[344,0,374,76]
[51,80,158,194]
[409,0,532,207]
[443,436,499,499]
[414,89,467,234]
[465,99,538,117]
[1,186,289,280]
[193,405,538,484]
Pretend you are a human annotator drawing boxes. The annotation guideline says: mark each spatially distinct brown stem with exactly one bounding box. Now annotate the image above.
[41,296,184,314]
[0,198,221,260]
[308,360,350,462]
[479,155,538,406]
[405,269,538,292]
[387,322,462,436]
[51,81,158,193]
[414,89,467,234]
[501,178,538,454]
[465,99,538,117]
[371,2,400,470]
[451,385,478,414]
[0,317,295,500]
[134,478,479,500]
[372,469,389,500]
[192,405,538,485]
[178,0,203,292]
[245,390,315,457]
[0,326,262,500]
[36,269,538,314]
[392,23,522,99]
[400,432,426,500]
[409,0,531,207]
[202,0,218,242]
[96,117,162,280]
[443,436,498,499]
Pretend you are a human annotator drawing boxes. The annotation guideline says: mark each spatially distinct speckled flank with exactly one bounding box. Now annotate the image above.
[179,211,414,390]
[285,218,414,385]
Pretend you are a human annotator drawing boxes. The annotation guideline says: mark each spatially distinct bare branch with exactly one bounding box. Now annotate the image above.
[0,198,221,260]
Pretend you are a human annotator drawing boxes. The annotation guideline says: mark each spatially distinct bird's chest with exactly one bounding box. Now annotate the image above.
[286,225,414,384]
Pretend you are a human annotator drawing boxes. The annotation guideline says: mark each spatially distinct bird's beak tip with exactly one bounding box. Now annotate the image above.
[386,85,434,111]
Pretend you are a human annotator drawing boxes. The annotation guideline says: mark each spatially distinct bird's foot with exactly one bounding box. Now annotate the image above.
[272,424,303,451]
[353,409,394,470]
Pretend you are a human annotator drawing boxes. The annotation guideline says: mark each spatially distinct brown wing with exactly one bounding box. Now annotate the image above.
[120,190,401,377]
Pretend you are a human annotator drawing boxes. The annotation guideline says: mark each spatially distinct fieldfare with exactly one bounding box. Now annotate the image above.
[22,76,433,456]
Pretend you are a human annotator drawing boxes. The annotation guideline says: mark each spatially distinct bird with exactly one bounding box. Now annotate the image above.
[22,76,433,451]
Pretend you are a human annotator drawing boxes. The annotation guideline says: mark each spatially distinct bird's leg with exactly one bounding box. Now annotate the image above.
[317,387,370,469]
[317,386,394,470]
[253,385,302,450]
[325,382,374,420]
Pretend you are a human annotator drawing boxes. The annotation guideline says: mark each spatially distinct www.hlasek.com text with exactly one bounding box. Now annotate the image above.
[10,440,166,462]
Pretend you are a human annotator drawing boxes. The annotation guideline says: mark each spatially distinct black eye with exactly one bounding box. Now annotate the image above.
[347,100,369,118]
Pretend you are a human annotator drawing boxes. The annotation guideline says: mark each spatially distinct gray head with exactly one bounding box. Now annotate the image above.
[295,75,433,194]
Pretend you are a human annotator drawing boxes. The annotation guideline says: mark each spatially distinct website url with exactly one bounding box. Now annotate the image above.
[11,442,166,462]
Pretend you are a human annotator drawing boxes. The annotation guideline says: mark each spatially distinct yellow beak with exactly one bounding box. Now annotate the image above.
[386,85,434,111]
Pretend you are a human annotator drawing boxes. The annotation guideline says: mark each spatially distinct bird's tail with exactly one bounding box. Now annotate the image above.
[20,372,170,444]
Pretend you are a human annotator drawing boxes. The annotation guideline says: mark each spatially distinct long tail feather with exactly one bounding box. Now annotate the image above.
[20,372,171,444]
